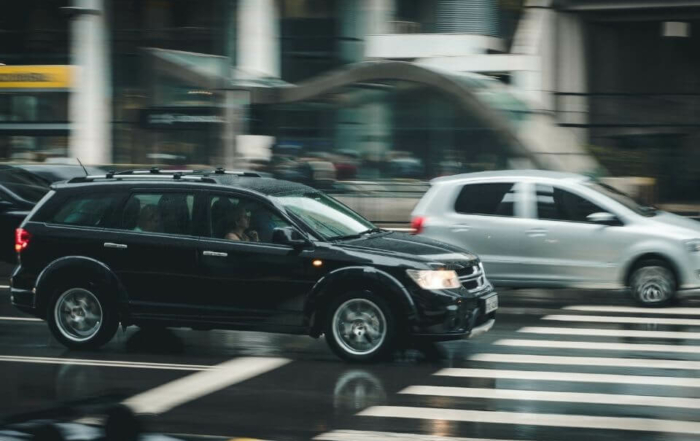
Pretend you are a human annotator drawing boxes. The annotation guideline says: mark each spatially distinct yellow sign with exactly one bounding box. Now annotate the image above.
[0,66,72,89]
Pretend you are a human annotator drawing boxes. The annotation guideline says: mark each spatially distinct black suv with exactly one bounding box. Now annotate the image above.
[10,170,497,361]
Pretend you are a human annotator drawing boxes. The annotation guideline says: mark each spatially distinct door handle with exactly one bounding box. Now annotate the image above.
[451,224,471,232]
[526,228,548,237]
[203,251,228,257]
[104,242,128,249]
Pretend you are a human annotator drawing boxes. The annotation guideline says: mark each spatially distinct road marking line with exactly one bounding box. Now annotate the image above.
[0,355,211,370]
[469,353,700,370]
[0,285,10,289]
[315,430,518,441]
[0,316,42,322]
[123,357,290,414]
[493,339,700,355]
[400,386,700,409]
[519,326,700,339]
[435,368,700,387]
[543,314,700,326]
[357,406,700,435]
[563,305,700,315]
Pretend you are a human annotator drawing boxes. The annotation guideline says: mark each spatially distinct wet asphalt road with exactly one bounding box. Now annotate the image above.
[2,284,700,441]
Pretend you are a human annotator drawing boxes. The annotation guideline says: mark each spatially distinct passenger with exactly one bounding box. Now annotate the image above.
[225,205,259,242]
[135,205,161,232]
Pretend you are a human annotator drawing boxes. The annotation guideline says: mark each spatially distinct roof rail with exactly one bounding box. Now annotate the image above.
[67,174,217,184]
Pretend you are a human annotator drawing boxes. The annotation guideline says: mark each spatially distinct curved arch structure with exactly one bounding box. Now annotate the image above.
[245,61,598,174]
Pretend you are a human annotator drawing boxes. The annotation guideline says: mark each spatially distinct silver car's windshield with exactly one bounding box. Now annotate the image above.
[274,192,377,240]
[585,181,657,217]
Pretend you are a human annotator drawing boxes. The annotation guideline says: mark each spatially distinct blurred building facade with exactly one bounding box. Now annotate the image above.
[0,0,699,200]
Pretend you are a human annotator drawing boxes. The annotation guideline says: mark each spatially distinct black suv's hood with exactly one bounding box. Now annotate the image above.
[336,232,479,267]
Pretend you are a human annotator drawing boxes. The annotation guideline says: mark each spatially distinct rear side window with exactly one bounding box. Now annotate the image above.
[454,183,517,216]
[119,193,195,236]
[49,194,117,227]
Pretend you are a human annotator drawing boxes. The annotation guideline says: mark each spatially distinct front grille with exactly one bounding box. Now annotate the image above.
[458,264,486,293]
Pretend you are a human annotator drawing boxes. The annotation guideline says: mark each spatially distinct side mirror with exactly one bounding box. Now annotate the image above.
[586,212,620,226]
[272,227,309,248]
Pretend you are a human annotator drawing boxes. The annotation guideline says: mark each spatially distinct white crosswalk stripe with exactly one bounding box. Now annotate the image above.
[563,305,700,315]
[357,407,700,435]
[317,304,700,440]
[493,338,700,354]
[401,385,700,409]
[518,326,700,339]
[542,314,700,326]
[468,353,700,370]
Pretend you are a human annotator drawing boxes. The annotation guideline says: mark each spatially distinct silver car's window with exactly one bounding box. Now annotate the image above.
[454,183,516,217]
[536,184,605,223]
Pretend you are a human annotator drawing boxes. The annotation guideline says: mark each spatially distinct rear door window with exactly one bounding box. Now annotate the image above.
[454,183,517,217]
[118,192,195,236]
[49,194,118,227]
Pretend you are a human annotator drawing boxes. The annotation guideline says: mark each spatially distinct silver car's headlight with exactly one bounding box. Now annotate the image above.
[686,240,700,253]
[407,270,461,290]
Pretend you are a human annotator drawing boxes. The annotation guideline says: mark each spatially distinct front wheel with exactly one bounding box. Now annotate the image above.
[47,286,119,349]
[325,291,396,363]
[629,261,677,307]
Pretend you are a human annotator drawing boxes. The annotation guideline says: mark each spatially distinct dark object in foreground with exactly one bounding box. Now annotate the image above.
[11,169,496,362]
[0,398,174,441]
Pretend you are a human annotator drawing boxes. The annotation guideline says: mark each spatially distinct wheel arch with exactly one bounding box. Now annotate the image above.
[305,266,417,337]
[35,256,129,320]
[623,252,681,287]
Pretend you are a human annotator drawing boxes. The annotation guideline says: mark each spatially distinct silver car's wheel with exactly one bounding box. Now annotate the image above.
[332,298,387,356]
[54,288,104,342]
[630,264,676,307]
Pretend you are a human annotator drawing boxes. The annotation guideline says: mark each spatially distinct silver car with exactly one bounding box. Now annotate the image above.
[411,170,700,306]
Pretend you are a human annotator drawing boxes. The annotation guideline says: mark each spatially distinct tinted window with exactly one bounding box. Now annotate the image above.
[209,195,291,244]
[454,183,516,216]
[50,195,117,227]
[120,193,195,235]
[536,184,604,222]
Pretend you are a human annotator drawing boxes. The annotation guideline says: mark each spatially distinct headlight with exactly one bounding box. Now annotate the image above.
[686,240,700,253]
[406,270,461,290]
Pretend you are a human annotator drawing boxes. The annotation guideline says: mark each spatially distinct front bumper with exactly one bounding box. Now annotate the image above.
[411,289,497,340]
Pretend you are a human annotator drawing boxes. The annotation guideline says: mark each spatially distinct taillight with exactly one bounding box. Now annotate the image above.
[411,216,426,235]
[15,228,31,253]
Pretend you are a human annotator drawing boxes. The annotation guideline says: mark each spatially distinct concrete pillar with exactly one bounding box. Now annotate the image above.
[237,0,280,78]
[556,12,588,145]
[366,0,395,35]
[68,0,112,165]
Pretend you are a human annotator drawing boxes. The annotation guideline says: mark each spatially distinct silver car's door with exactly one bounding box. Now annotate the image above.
[518,183,627,288]
[436,181,530,285]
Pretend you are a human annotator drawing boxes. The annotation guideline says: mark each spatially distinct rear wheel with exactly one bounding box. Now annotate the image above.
[47,285,119,349]
[629,260,677,307]
[325,291,396,363]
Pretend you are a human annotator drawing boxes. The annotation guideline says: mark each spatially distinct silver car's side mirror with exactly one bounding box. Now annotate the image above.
[587,212,619,225]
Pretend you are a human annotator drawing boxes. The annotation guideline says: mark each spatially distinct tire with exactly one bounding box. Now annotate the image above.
[324,290,397,363]
[47,284,119,349]
[629,260,677,307]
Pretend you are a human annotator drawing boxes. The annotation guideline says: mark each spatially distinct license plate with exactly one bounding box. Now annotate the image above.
[484,295,498,314]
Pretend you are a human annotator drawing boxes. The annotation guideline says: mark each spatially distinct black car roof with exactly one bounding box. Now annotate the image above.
[53,170,317,197]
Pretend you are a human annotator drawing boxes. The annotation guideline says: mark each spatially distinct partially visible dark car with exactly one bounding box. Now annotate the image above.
[0,165,51,263]
[15,164,106,184]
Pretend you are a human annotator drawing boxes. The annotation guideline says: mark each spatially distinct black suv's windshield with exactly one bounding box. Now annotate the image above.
[586,181,657,217]
[274,192,376,240]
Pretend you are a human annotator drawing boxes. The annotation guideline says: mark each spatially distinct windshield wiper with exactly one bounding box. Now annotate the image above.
[640,206,658,216]
[329,233,363,241]
[360,228,384,235]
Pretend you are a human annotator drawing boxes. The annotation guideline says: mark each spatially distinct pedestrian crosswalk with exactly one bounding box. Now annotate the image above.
[315,301,700,441]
